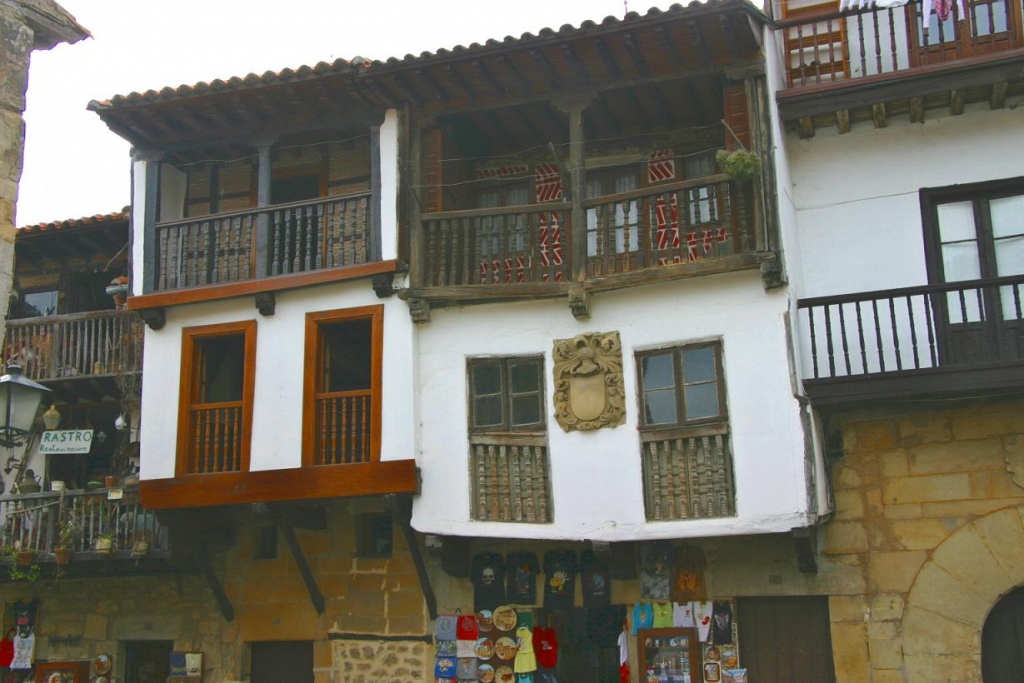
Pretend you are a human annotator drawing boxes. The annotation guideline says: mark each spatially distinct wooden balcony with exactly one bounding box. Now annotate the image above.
[775,0,1024,132]
[797,275,1024,404]
[641,425,736,522]
[470,436,552,524]
[0,487,171,580]
[2,310,142,402]
[412,175,764,314]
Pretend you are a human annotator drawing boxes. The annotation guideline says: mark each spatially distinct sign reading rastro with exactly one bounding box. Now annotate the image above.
[39,429,94,454]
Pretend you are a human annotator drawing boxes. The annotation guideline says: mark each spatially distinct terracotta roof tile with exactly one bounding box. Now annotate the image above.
[18,211,128,235]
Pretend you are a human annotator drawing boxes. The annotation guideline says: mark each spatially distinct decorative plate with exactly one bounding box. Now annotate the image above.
[495,665,515,683]
[705,645,721,661]
[476,609,494,632]
[94,653,112,674]
[478,663,495,682]
[722,649,739,668]
[492,605,517,631]
[475,637,495,660]
[494,636,518,660]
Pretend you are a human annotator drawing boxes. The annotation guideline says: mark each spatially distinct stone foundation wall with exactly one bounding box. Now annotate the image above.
[0,499,430,682]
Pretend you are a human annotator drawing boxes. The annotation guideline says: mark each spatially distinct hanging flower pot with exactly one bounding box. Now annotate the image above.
[131,540,150,557]
[16,550,34,567]
[54,547,72,566]
[95,536,114,555]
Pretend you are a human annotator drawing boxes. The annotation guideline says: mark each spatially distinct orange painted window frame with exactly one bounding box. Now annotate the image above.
[176,319,257,477]
[301,304,384,467]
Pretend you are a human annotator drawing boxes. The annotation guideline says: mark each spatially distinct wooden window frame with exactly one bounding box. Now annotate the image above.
[301,304,384,466]
[176,320,257,478]
[467,355,546,435]
[636,341,728,433]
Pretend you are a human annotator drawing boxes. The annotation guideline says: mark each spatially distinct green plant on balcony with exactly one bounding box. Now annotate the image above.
[54,515,80,566]
[716,149,762,182]
[4,539,40,581]
[95,530,115,555]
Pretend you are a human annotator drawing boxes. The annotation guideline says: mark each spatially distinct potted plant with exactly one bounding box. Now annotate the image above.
[4,542,40,581]
[54,516,79,566]
[95,531,115,555]
[716,148,762,182]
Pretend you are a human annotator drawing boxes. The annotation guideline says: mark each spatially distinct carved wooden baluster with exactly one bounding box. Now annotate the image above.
[511,446,522,521]
[439,219,451,287]
[474,445,487,520]
[498,446,510,521]
[649,442,662,521]
[522,446,535,522]
[662,439,675,520]
[536,447,549,522]
[673,438,688,519]
[362,395,372,463]
[485,445,498,521]
[700,436,714,516]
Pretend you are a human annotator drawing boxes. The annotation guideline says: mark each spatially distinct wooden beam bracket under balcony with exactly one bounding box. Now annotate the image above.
[387,493,437,620]
[793,526,818,574]
[279,518,326,615]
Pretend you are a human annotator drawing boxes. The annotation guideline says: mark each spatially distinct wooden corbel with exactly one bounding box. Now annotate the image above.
[138,307,165,330]
[386,493,437,620]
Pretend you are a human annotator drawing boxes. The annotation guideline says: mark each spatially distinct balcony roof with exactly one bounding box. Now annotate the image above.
[87,1,769,162]
[18,210,126,235]
[15,211,128,278]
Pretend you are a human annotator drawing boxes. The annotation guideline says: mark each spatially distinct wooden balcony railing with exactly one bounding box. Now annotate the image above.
[421,203,572,286]
[185,403,244,474]
[797,275,1024,380]
[155,192,372,291]
[0,487,168,557]
[777,0,1023,89]
[470,436,552,523]
[641,426,735,521]
[3,310,143,382]
[313,392,372,465]
[585,176,751,275]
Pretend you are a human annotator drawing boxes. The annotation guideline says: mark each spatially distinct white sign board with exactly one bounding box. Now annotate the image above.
[39,429,94,454]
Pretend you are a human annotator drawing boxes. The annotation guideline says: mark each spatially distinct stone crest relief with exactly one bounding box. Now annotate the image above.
[552,331,625,432]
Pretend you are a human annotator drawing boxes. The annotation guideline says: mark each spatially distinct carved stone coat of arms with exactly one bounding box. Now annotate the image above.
[552,331,626,432]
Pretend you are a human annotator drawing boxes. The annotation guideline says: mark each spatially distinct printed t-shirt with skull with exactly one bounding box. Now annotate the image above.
[471,552,507,611]
[543,550,579,609]
[506,551,541,604]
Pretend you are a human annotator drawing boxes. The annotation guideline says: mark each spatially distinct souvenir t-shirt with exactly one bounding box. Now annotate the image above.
[712,600,734,645]
[640,541,672,600]
[580,550,612,608]
[652,601,673,628]
[471,552,507,612]
[506,552,541,604]
[631,602,653,634]
[532,626,559,669]
[543,550,578,609]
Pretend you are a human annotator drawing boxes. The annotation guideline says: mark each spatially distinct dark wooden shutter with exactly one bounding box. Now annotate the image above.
[423,127,444,213]
[722,83,751,151]
[737,596,836,683]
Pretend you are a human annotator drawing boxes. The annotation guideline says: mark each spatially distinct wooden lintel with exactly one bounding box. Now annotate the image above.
[836,109,851,134]
[621,31,650,75]
[792,526,818,574]
[990,81,1008,109]
[251,502,328,530]
[909,96,925,123]
[531,50,562,89]
[950,89,964,115]
[414,69,450,104]
[196,544,235,621]
[871,103,887,129]
[442,64,477,99]
[797,116,815,139]
[386,494,437,620]
[594,37,621,77]
[280,520,326,615]
[654,25,684,66]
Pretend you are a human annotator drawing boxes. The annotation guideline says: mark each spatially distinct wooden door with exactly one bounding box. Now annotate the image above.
[736,596,836,683]
[250,641,313,683]
[983,585,1024,681]
[124,640,173,683]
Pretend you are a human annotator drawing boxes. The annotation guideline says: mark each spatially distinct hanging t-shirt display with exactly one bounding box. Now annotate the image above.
[506,552,541,605]
[580,550,612,607]
[543,550,578,609]
[712,600,734,645]
[471,552,507,612]
[532,626,559,669]
[640,541,672,600]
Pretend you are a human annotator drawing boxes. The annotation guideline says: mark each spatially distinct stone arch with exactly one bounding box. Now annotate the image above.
[901,504,1024,681]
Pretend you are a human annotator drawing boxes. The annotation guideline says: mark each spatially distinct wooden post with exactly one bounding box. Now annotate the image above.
[408,121,425,289]
[568,103,588,283]
[370,125,383,262]
[255,142,273,279]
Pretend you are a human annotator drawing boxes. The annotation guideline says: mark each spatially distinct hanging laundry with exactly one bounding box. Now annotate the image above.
[920,0,966,36]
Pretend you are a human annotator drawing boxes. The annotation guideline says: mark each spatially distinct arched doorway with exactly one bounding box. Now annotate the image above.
[983,586,1024,681]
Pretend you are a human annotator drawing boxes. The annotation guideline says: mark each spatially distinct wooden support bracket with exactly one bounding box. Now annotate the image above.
[568,284,591,321]
[835,109,850,135]
[196,542,235,621]
[792,526,818,574]
[797,117,815,139]
[372,273,396,298]
[386,494,438,620]
[254,291,275,316]
[909,97,925,124]
[138,307,166,330]
[871,103,887,129]
[279,520,326,615]
[990,81,1008,110]
[950,89,964,116]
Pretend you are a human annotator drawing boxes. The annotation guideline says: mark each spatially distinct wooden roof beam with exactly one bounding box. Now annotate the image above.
[624,90,652,129]
[621,31,650,76]
[483,110,514,146]
[362,78,401,108]
[392,73,426,107]
[872,102,887,128]
[594,37,622,77]
[654,25,685,66]
[689,20,714,66]
[496,54,532,95]
[595,98,622,131]
[651,87,675,126]
[560,43,590,82]
[530,49,562,89]
[517,107,554,145]
[719,14,742,60]
[414,68,451,104]
[442,64,477,99]
[471,59,505,96]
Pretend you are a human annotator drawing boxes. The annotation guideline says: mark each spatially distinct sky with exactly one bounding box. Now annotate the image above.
[16,0,681,226]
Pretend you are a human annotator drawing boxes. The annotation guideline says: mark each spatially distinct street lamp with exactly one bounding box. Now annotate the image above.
[0,363,52,448]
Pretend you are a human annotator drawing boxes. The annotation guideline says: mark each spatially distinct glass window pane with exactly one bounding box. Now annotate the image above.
[198,334,245,403]
[681,347,717,384]
[23,290,58,317]
[321,318,371,392]
[642,353,676,391]
[644,389,677,425]
[991,195,1024,239]
[684,383,721,420]
[509,361,539,394]
[941,242,981,282]
[511,395,541,427]
[936,201,976,242]
[474,395,503,428]
[995,235,1024,277]
[506,185,529,207]
[472,364,502,397]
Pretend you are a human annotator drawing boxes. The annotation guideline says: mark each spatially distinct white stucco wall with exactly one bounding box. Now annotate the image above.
[411,273,815,542]
[130,159,148,298]
[379,109,399,261]
[137,283,415,480]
